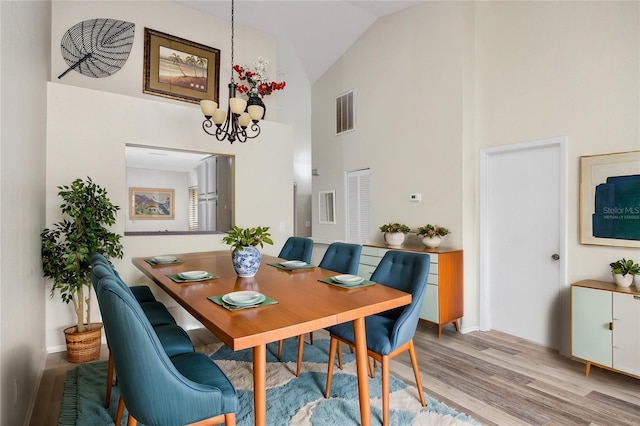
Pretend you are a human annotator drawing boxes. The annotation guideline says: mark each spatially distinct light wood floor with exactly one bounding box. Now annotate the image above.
[30,321,639,426]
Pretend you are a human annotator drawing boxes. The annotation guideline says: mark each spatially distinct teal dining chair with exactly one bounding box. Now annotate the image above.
[95,274,238,426]
[90,256,194,408]
[324,250,430,426]
[278,236,314,264]
[278,242,363,376]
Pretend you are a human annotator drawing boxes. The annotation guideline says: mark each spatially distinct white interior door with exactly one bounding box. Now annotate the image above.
[480,137,567,350]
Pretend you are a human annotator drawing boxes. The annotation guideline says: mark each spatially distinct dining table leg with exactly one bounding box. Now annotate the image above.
[253,343,267,426]
[353,316,371,426]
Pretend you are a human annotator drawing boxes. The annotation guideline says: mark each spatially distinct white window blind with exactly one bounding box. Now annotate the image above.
[336,90,355,135]
[346,169,370,243]
[188,186,198,231]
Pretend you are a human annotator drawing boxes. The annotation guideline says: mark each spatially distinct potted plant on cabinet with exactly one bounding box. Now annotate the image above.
[417,224,450,249]
[222,225,273,277]
[609,258,639,288]
[379,222,411,248]
[41,177,123,363]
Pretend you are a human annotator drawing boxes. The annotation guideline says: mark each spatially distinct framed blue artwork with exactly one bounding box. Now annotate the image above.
[580,150,640,248]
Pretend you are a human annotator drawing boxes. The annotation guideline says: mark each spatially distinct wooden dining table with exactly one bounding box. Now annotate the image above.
[132,250,411,426]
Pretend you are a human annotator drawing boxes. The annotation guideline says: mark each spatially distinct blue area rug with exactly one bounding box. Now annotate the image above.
[59,339,480,425]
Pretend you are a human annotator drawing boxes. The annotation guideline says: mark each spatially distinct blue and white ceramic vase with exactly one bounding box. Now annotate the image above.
[231,246,261,277]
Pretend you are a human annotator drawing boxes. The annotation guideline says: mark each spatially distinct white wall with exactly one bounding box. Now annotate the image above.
[0,1,51,424]
[312,1,640,342]
[45,82,293,350]
[312,2,467,252]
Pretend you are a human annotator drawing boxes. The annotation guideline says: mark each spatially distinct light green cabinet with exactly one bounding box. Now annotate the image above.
[359,244,463,337]
[571,280,640,378]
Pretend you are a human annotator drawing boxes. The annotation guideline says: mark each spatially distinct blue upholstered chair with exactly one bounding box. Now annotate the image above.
[318,242,363,275]
[279,242,363,376]
[324,250,430,426]
[90,257,193,408]
[278,236,314,264]
[90,252,156,303]
[95,275,238,426]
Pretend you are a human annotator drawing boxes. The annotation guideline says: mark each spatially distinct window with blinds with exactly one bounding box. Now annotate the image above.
[346,168,370,244]
[336,90,355,135]
[188,186,198,231]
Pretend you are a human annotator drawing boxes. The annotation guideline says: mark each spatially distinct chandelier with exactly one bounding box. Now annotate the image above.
[200,0,263,144]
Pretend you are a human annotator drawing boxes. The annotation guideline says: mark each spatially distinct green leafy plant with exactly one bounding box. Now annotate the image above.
[417,224,450,238]
[609,258,640,276]
[379,223,411,234]
[41,177,123,333]
[222,225,274,252]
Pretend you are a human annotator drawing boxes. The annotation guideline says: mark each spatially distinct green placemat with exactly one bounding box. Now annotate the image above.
[268,262,316,271]
[166,273,218,283]
[208,294,278,311]
[318,277,376,289]
[145,258,184,266]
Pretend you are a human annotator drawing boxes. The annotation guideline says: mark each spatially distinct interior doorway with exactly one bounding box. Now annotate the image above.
[479,137,567,350]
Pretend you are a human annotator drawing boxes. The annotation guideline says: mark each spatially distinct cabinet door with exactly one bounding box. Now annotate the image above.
[197,161,207,198]
[206,156,217,196]
[612,292,640,376]
[572,286,612,368]
[419,283,439,322]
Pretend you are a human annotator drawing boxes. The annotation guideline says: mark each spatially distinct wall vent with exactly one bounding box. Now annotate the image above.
[336,90,355,135]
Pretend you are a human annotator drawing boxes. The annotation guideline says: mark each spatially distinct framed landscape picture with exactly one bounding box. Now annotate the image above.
[580,150,640,248]
[143,28,220,104]
[130,187,175,220]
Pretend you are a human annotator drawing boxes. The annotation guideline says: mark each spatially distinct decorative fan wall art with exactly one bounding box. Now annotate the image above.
[58,18,135,79]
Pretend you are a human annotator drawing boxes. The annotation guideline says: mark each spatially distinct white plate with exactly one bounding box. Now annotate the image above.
[178,270,208,280]
[281,260,307,269]
[222,291,266,306]
[333,274,364,285]
[154,255,177,264]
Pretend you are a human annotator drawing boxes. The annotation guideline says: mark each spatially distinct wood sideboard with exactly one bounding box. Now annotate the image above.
[571,279,640,379]
[358,243,463,337]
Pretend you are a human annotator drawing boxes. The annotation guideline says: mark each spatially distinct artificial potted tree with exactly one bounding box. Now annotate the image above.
[417,224,450,249]
[41,177,123,363]
[379,222,411,248]
[222,225,273,277]
[609,258,639,288]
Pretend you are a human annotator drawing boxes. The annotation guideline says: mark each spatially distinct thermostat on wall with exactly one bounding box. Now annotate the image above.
[409,193,422,202]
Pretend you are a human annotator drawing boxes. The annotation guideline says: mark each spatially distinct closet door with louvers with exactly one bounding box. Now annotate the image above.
[346,169,370,244]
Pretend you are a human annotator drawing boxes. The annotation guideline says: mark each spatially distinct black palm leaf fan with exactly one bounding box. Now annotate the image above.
[58,18,135,79]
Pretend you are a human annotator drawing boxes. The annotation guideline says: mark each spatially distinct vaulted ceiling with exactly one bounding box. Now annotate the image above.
[174,1,424,83]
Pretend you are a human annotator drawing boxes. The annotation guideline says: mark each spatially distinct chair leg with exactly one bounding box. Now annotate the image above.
[105,351,114,407]
[115,395,125,425]
[127,414,137,426]
[309,331,314,345]
[408,339,426,407]
[337,341,343,369]
[324,336,338,398]
[296,334,305,377]
[381,355,390,426]
[277,340,284,359]
[368,357,374,378]
[224,413,237,426]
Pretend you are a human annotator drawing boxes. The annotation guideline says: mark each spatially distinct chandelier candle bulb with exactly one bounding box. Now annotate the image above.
[200,100,218,117]
[248,105,264,121]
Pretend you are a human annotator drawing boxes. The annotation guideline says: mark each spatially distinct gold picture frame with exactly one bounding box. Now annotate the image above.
[143,28,220,104]
[580,150,640,247]
[129,187,175,220]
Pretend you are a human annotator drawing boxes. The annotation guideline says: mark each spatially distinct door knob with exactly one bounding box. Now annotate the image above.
[551,253,560,261]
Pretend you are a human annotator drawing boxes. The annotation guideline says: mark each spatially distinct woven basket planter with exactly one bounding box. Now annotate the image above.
[64,323,102,363]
